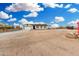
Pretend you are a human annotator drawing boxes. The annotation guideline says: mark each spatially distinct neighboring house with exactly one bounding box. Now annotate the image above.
[23,23,48,30]
[0,23,5,28]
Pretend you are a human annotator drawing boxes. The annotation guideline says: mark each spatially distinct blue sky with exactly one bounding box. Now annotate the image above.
[0,3,79,27]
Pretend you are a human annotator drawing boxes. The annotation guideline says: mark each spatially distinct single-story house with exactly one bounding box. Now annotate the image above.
[0,23,6,29]
[23,23,48,30]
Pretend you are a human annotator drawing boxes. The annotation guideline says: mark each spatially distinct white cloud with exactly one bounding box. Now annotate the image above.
[57,4,63,8]
[19,18,46,25]
[55,16,65,23]
[9,15,12,18]
[19,18,28,25]
[23,12,38,17]
[68,19,79,27]
[43,3,72,9]
[64,4,71,8]
[6,3,44,12]
[13,23,20,26]
[7,18,17,22]
[28,21,34,24]
[43,3,63,8]
[68,21,76,27]
[75,3,79,4]
[0,11,10,19]
[68,21,75,24]
[13,23,23,28]
[50,21,54,24]
[51,23,59,28]
[35,22,45,24]
[75,19,79,23]
[68,8,79,13]
[19,18,34,25]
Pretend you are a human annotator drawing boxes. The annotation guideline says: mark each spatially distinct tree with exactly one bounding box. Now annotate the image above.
[66,26,74,29]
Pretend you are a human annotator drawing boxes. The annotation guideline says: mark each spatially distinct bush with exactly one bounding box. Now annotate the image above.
[66,26,74,29]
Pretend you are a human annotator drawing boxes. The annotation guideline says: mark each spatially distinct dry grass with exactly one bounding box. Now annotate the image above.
[0,29,79,56]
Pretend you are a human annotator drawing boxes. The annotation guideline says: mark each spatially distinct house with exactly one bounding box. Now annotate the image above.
[0,23,5,27]
[23,23,48,30]
[33,24,48,30]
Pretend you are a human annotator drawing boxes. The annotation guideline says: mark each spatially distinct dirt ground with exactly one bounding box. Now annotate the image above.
[0,29,79,56]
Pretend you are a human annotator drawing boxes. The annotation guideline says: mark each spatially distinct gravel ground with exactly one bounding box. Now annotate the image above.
[0,29,79,56]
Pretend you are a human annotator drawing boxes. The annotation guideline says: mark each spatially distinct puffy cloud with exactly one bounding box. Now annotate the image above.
[23,12,38,17]
[68,8,79,13]
[19,18,28,25]
[34,22,45,24]
[0,11,10,19]
[13,23,20,26]
[58,4,63,8]
[19,18,35,25]
[75,19,79,23]
[55,16,65,23]
[9,15,12,18]
[19,18,46,25]
[50,21,54,24]
[75,3,79,4]
[64,4,71,8]
[28,21,34,24]
[6,3,44,12]
[68,21,76,27]
[43,3,72,9]
[13,23,23,28]
[68,19,79,27]
[43,3,63,8]
[51,24,59,28]
[68,21,75,24]
[7,18,17,22]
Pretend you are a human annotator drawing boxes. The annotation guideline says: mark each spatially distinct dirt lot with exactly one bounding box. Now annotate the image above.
[0,29,79,56]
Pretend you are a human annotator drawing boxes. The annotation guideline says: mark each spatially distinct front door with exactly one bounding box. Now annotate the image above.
[33,25,35,29]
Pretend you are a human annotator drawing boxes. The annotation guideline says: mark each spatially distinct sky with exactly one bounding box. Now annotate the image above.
[0,3,79,28]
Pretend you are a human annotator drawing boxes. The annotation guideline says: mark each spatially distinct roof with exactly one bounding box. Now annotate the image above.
[24,23,48,26]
